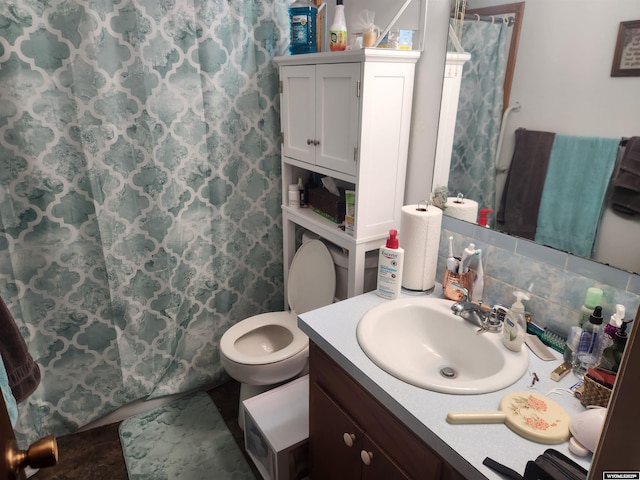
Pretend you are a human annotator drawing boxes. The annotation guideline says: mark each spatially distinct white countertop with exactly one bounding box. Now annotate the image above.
[298,288,593,480]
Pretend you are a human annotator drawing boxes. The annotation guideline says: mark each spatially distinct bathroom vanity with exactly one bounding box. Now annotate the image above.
[298,291,592,479]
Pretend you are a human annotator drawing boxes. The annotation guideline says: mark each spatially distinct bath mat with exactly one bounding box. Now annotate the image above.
[119,391,255,480]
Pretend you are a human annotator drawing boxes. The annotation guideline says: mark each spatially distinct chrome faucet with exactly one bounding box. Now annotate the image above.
[449,283,507,333]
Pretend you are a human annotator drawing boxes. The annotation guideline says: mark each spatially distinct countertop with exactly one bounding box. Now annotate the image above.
[298,288,593,480]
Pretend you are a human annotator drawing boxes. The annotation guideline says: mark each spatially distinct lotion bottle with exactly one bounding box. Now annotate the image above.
[502,291,529,352]
[376,229,404,300]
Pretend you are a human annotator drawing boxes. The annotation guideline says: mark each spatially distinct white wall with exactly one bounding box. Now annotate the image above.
[459,0,640,272]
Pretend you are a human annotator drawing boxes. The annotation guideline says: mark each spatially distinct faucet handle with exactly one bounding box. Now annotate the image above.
[491,305,508,325]
[449,283,469,302]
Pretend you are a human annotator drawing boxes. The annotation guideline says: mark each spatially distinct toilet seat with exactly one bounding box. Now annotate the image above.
[221,311,308,365]
[287,239,335,315]
[221,239,335,366]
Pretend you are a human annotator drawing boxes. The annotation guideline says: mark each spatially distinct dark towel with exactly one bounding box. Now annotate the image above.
[497,128,556,239]
[0,296,41,403]
[611,136,640,215]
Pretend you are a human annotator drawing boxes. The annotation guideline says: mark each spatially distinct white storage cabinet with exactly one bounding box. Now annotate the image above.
[275,49,419,298]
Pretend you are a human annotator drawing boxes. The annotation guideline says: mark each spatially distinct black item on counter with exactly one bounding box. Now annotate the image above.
[483,449,587,480]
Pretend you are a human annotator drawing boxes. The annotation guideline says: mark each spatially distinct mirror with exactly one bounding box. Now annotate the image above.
[436,0,640,273]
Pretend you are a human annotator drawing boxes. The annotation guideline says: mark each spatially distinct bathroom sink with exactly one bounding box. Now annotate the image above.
[356,297,529,394]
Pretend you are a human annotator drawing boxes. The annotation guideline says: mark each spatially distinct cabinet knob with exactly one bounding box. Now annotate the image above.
[360,450,373,466]
[313,140,320,146]
[307,139,314,145]
[342,433,356,447]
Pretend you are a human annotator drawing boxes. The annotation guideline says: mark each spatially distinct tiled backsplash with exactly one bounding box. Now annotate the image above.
[438,217,640,338]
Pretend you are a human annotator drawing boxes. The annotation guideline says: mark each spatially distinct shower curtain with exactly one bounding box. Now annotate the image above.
[448,19,509,224]
[0,0,289,444]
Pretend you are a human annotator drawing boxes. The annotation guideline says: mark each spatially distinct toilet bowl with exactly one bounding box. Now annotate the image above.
[220,239,335,428]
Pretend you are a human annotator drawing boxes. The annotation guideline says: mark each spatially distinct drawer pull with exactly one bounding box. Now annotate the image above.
[342,433,356,447]
[361,450,373,465]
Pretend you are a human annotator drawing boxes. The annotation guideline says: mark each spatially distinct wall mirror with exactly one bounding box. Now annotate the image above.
[435,0,640,273]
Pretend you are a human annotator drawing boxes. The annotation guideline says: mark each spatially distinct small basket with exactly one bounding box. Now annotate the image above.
[578,375,612,408]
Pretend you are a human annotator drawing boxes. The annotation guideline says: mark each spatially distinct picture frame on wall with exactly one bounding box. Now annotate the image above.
[611,20,640,77]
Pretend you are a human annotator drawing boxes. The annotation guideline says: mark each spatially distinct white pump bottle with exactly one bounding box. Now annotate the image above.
[502,291,530,352]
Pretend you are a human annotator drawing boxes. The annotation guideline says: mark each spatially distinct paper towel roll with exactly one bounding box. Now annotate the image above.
[445,197,479,223]
[400,204,443,291]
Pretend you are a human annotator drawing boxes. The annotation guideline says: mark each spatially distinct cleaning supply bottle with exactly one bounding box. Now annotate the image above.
[579,287,603,327]
[599,319,631,373]
[289,0,318,55]
[329,0,347,51]
[502,291,529,351]
[573,306,604,376]
[376,229,404,300]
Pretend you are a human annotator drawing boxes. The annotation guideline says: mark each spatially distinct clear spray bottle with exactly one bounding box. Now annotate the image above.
[573,306,604,376]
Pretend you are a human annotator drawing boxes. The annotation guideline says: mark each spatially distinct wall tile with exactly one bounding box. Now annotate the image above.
[440,219,640,338]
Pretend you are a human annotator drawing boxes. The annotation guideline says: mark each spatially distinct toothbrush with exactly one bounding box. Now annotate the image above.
[447,236,458,272]
[471,249,483,301]
[458,242,475,274]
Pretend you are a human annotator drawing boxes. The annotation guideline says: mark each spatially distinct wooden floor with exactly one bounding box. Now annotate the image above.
[31,380,260,479]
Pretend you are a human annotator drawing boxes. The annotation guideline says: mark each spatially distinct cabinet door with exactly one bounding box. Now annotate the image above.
[361,434,411,480]
[281,65,316,165]
[310,383,363,479]
[315,63,361,176]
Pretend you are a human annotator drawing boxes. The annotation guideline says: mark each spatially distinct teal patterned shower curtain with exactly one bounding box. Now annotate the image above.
[448,20,509,223]
[0,0,289,443]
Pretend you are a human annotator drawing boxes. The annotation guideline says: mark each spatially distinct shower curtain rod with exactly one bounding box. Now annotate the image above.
[451,13,515,26]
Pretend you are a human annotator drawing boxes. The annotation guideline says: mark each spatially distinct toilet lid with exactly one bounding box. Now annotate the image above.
[288,239,336,314]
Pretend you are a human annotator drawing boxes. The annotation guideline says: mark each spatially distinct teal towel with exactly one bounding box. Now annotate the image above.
[1,354,18,427]
[535,135,620,257]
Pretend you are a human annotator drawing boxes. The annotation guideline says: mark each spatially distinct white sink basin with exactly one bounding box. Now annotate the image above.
[356,297,529,394]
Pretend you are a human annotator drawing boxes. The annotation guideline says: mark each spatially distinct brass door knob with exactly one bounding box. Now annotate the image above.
[6,436,58,476]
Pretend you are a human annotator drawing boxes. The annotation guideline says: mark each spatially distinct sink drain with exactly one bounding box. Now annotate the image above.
[440,367,457,379]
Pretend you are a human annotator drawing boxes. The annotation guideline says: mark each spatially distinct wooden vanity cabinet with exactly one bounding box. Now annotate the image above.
[309,341,463,480]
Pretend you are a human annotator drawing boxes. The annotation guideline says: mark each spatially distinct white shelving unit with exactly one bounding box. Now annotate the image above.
[275,49,419,301]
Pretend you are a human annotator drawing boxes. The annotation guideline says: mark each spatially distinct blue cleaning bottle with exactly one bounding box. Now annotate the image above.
[289,0,318,55]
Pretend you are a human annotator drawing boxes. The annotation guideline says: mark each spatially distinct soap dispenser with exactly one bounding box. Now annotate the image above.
[502,291,529,352]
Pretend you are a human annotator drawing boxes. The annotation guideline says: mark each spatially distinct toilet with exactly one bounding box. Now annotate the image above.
[220,239,335,428]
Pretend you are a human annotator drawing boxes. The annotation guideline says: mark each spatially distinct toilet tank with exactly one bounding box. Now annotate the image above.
[301,231,378,301]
